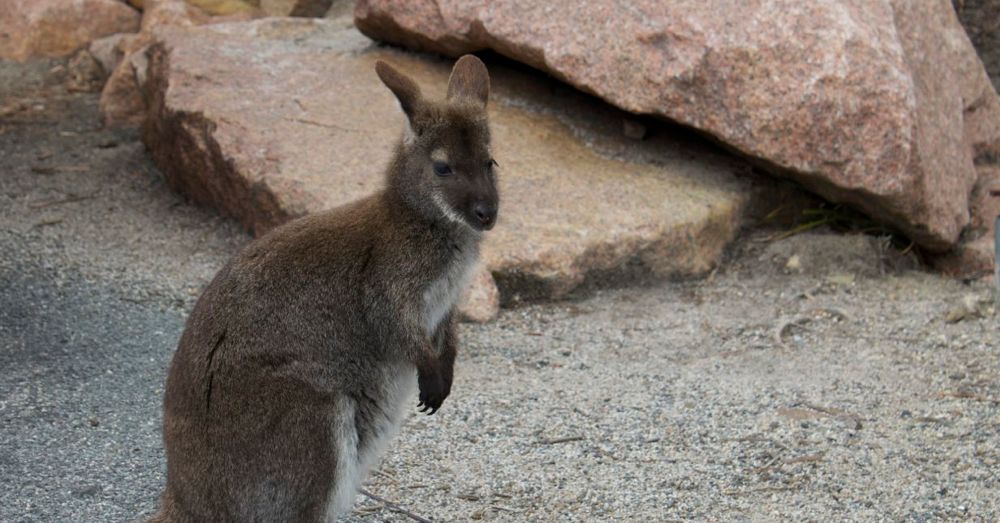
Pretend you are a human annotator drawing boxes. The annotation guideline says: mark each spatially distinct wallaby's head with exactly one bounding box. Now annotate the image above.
[376,55,499,232]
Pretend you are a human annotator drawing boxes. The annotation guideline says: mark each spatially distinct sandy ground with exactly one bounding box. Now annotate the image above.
[1,59,999,522]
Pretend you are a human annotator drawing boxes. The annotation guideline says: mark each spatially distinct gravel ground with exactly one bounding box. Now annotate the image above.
[2,59,999,522]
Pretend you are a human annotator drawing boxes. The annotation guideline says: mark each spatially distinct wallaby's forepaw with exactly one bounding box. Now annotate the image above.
[417,370,449,415]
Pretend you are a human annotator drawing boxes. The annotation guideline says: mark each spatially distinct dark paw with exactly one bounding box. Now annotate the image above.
[417,371,449,415]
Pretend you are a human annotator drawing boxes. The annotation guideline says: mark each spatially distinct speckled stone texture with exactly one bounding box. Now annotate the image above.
[953,0,1000,90]
[934,166,1000,277]
[98,0,254,127]
[354,0,1000,261]
[261,0,335,16]
[0,0,141,62]
[141,18,754,320]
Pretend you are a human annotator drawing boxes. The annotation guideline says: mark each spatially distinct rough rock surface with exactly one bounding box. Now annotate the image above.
[354,0,1000,258]
[142,18,753,318]
[65,49,107,93]
[459,266,500,323]
[953,0,1000,90]
[88,33,131,75]
[261,0,335,17]
[99,33,152,126]
[0,0,141,62]
[98,0,249,127]
[934,166,1000,276]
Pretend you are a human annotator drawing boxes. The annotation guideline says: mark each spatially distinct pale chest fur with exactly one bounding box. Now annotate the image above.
[422,246,478,336]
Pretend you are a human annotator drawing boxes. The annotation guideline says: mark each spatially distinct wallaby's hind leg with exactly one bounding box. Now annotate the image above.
[326,368,417,519]
[325,397,363,518]
[160,386,341,522]
[235,401,341,522]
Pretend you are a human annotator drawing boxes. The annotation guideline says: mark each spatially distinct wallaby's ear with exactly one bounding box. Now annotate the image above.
[376,60,422,122]
[446,54,489,109]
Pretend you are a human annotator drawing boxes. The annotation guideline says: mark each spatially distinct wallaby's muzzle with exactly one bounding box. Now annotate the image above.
[472,200,497,230]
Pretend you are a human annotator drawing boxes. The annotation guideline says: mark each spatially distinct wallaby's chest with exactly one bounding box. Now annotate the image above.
[422,247,478,336]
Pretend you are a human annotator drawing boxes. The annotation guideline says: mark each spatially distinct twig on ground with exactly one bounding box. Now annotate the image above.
[914,415,951,424]
[800,402,863,429]
[776,308,923,347]
[751,454,783,473]
[801,402,845,417]
[723,481,803,496]
[774,316,811,347]
[29,190,99,209]
[597,447,621,460]
[823,330,924,344]
[797,282,827,299]
[783,451,826,465]
[32,218,63,228]
[536,435,584,445]
[360,489,434,523]
[31,164,89,175]
[730,434,790,452]
[754,450,827,473]
[370,468,397,482]
[763,217,832,242]
[938,390,999,403]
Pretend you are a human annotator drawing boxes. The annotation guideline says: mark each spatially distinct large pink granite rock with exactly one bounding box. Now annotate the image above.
[0,0,140,62]
[98,0,256,126]
[141,19,754,319]
[953,0,1000,90]
[354,0,1000,261]
[933,166,1000,277]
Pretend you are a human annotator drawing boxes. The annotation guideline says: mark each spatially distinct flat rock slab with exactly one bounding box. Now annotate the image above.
[143,18,751,314]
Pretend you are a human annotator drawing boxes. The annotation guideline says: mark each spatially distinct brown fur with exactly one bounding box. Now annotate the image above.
[146,55,498,522]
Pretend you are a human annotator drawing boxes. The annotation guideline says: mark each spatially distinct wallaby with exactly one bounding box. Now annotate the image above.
[146,55,498,522]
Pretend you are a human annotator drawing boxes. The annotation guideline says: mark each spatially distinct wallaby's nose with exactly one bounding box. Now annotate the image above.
[472,202,497,230]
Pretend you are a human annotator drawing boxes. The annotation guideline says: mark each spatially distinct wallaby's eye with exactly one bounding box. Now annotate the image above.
[488,158,498,169]
[433,161,452,176]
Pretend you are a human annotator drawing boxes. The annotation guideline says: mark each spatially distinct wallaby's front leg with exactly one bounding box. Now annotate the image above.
[390,325,445,414]
[438,315,458,403]
[372,281,451,414]
[419,314,457,414]
[417,347,447,415]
